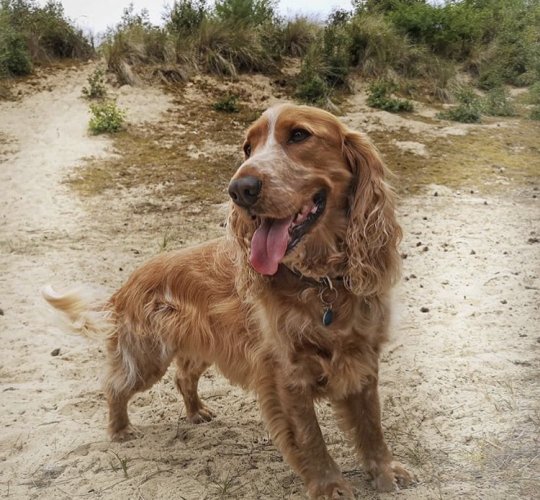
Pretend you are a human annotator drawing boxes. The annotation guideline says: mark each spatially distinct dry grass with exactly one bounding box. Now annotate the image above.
[370,119,540,195]
[69,82,262,207]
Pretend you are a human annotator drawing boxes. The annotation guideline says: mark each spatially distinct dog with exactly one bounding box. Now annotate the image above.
[43,104,415,498]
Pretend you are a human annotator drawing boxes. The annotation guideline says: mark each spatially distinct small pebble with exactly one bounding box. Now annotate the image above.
[434,192,438,197]
[470,250,476,255]
[420,306,430,313]
[51,348,60,356]
[0,308,4,316]
[422,246,429,252]
[119,267,123,271]
[401,253,408,259]
[501,299,507,305]
[416,242,422,247]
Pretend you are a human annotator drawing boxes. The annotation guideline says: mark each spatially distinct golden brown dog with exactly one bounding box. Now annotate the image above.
[43,104,415,498]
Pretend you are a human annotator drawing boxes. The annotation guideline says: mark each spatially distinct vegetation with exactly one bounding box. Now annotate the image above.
[213,93,240,112]
[0,0,93,78]
[527,82,540,120]
[481,86,515,117]
[82,67,107,99]
[438,85,482,123]
[88,100,126,134]
[366,79,413,112]
[1,0,538,119]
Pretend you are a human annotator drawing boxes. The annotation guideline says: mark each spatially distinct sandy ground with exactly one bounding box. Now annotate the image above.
[1,64,539,499]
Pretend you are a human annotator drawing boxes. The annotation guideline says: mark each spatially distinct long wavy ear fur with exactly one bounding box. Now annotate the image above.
[342,130,402,296]
[226,204,259,296]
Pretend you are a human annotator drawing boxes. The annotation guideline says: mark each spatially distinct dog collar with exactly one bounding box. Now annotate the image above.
[283,265,342,327]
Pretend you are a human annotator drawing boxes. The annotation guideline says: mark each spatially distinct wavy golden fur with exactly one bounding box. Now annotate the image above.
[43,104,415,498]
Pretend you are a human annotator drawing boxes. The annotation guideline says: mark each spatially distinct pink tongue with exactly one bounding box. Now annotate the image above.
[250,216,293,275]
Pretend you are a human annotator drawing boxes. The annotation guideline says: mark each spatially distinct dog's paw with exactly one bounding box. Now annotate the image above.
[372,461,417,492]
[109,424,142,442]
[187,404,215,424]
[308,477,355,499]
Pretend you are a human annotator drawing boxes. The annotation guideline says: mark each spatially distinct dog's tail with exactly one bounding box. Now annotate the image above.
[41,285,115,339]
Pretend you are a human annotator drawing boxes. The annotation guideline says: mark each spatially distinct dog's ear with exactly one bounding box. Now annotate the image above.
[342,130,402,296]
[226,204,258,294]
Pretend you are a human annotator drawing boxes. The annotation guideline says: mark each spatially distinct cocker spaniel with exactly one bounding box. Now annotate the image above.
[43,104,415,498]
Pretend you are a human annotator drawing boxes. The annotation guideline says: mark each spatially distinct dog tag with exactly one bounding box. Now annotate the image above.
[322,308,333,326]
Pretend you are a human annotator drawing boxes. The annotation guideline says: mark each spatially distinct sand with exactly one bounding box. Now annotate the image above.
[0,63,538,499]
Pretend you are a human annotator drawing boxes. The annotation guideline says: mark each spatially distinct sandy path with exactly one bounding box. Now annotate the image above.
[0,66,539,499]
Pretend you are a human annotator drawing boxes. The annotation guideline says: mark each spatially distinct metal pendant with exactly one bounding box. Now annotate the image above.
[322,307,334,327]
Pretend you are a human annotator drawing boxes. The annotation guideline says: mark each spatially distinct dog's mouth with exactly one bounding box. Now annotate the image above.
[249,190,327,276]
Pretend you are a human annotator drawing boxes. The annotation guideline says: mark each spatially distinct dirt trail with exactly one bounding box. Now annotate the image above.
[0,66,539,500]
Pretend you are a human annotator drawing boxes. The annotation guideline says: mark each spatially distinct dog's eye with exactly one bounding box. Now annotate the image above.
[289,128,311,144]
[243,143,252,157]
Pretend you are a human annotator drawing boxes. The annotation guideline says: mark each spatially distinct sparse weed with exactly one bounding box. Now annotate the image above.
[158,230,171,251]
[213,94,239,113]
[367,79,413,113]
[88,100,126,134]
[108,450,129,478]
[210,470,243,498]
[82,67,107,99]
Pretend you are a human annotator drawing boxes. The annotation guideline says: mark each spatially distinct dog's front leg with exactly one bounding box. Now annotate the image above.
[257,368,354,499]
[333,375,416,492]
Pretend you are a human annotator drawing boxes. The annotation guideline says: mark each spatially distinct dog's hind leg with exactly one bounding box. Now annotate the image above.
[104,334,172,441]
[174,356,214,424]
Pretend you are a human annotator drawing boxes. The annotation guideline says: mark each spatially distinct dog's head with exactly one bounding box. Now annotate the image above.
[227,104,401,296]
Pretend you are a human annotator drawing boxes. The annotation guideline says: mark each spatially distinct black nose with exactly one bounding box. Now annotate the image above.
[228,176,262,208]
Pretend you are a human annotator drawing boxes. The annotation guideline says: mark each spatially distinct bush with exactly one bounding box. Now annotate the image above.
[481,87,515,117]
[82,67,107,99]
[213,93,239,112]
[296,73,328,104]
[0,29,32,76]
[277,16,318,57]
[347,12,414,77]
[166,0,207,36]
[88,100,126,134]
[214,0,276,26]
[437,85,482,123]
[366,79,413,113]
[528,82,540,120]
[0,0,92,79]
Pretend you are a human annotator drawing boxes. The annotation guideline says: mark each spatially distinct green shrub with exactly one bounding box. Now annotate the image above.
[438,85,482,123]
[528,82,540,120]
[347,12,414,77]
[166,0,207,36]
[295,13,351,104]
[82,67,107,99]
[214,0,276,26]
[277,16,318,57]
[481,87,515,117]
[88,100,126,134]
[0,29,32,76]
[0,0,92,79]
[213,94,239,112]
[366,79,413,113]
[295,73,328,104]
